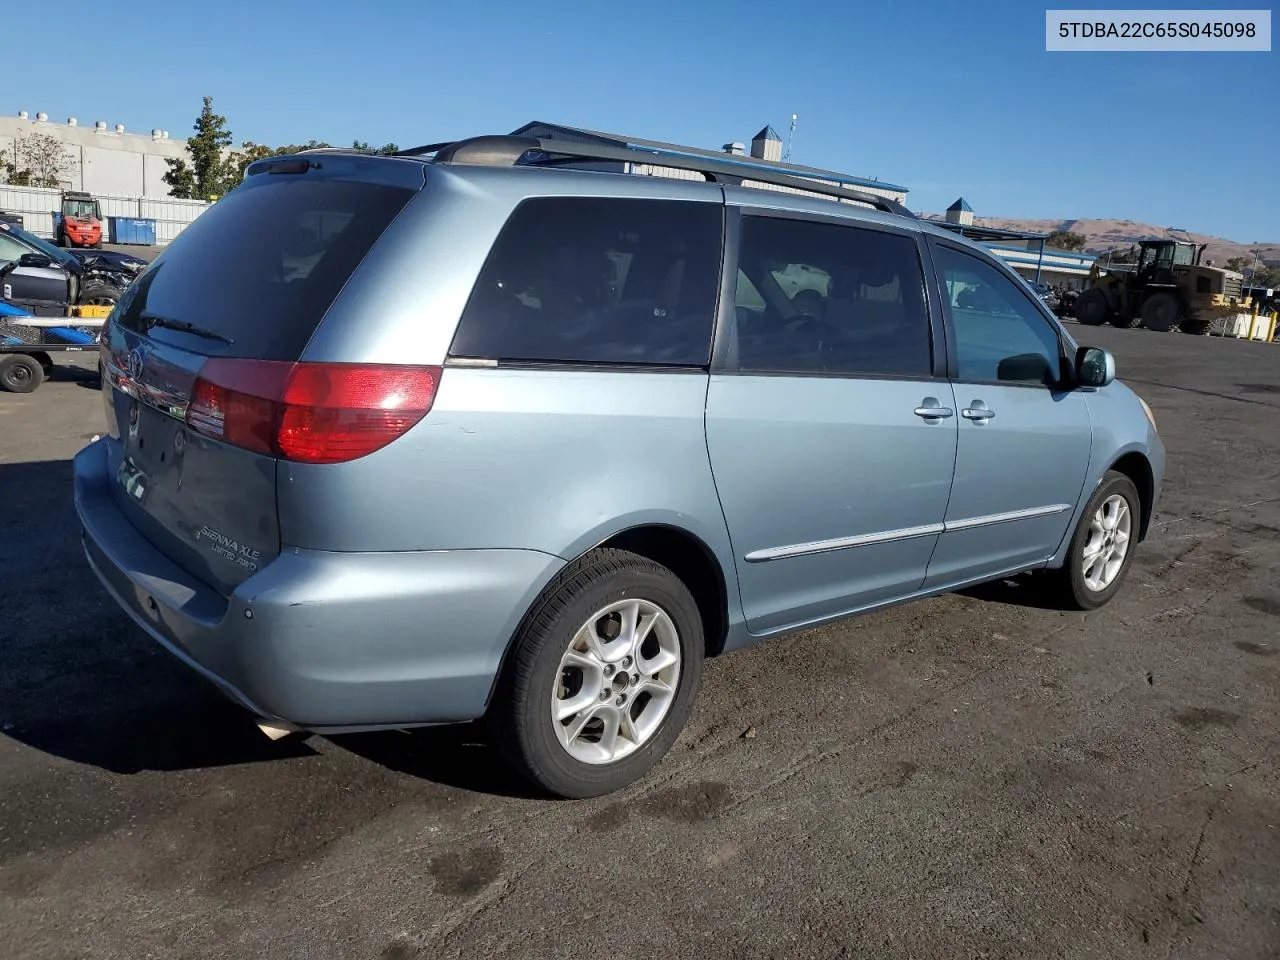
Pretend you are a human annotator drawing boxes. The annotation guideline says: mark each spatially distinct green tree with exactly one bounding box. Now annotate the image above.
[1225,256,1251,272]
[3,133,74,188]
[164,96,235,200]
[1047,230,1087,252]
[352,140,400,154]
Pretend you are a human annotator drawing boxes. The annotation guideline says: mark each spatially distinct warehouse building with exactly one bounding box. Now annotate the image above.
[933,197,1098,290]
[510,122,910,205]
[1,110,185,198]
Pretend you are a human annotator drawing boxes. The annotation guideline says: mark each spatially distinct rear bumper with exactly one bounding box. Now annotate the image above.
[73,439,563,729]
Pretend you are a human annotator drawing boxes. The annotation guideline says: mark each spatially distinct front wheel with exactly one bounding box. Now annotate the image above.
[79,278,122,307]
[491,548,704,799]
[1140,292,1181,332]
[1074,288,1111,326]
[1045,471,1141,610]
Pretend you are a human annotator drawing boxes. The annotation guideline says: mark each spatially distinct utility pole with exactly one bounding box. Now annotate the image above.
[783,114,797,163]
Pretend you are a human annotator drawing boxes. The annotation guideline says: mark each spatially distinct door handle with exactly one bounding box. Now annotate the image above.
[961,401,995,422]
[914,397,954,420]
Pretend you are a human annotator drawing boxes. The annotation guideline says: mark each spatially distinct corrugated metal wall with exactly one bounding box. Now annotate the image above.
[0,184,209,244]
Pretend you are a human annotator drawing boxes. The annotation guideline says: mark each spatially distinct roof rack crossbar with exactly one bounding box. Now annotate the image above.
[408,135,913,218]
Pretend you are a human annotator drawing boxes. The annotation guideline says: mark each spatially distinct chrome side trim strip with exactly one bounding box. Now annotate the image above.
[743,523,945,563]
[743,504,1072,563]
[943,502,1072,532]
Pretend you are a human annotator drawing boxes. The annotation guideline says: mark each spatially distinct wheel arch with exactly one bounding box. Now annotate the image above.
[482,521,736,714]
[1108,450,1155,542]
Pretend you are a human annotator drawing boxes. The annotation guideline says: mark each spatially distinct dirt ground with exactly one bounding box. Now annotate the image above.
[1,329,1277,960]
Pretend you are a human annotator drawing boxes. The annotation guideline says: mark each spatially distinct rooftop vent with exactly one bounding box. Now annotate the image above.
[115,123,125,134]
[17,110,28,120]
[95,121,107,131]
[67,117,77,126]
[35,112,48,122]
[722,142,746,156]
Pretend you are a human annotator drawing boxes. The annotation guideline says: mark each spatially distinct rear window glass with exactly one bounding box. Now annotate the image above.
[113,178,414,360]
[450,197,723,366]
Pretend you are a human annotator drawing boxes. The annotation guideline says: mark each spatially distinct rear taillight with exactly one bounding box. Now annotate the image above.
[187,360,441,464]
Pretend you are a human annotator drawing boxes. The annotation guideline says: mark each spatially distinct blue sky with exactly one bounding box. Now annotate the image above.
[10,0,1277,240]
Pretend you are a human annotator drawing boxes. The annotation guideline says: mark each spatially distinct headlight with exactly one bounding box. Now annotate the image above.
[1139,396,1157,433]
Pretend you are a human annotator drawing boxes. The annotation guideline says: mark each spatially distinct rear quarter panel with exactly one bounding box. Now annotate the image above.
[276,366,739,583]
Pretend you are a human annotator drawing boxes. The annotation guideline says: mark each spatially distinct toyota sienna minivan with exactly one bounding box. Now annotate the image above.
[75,135,1163,798]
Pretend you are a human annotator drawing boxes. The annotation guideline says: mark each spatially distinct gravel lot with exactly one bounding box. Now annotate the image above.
[1,329,1277,960]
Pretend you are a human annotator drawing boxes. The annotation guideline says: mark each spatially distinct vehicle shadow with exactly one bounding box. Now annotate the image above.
[0,457,531,797]
[957,572,1067,610]
[335,727,545,800]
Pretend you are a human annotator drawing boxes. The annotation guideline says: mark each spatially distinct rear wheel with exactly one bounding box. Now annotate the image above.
[0,354,45,393]
[491,548,704,799]
[1140,291,1181,332]
[1044,471,1141,610]
[1074,288,1110,326]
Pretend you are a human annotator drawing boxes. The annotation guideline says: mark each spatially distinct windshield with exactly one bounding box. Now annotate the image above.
[0,222,75,266]
[63,200,100,219]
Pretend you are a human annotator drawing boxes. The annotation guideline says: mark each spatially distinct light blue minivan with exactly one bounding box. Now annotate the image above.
[74,136,1163,798]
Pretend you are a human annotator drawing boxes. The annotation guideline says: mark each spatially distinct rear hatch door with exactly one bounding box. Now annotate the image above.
[100,160,420,595]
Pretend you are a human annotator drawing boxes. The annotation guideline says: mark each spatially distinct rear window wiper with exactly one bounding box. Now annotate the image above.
[139,311,235,345]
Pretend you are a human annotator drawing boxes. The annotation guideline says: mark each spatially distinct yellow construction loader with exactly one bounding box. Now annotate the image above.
[1074,240,1251,334]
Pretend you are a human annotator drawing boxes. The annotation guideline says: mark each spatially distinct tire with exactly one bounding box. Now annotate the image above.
[490,548,705,799]
[0,354,45,393]
[1044,471,1141,611]
[79,278,122,306]
[1140,291,1180,332]
[1109,312,1138,329]
[1074,288,1110,326]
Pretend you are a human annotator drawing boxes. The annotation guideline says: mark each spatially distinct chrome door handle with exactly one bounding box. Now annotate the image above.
[961,402,995,422]
[914,398,954,420]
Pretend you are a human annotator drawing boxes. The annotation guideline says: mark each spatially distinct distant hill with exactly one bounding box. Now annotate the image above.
[921,215,1280,268]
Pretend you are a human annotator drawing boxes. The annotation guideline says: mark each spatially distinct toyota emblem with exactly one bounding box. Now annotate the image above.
[127,347,145,380]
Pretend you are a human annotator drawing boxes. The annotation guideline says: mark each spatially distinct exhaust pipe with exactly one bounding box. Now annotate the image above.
[257,720,301,741]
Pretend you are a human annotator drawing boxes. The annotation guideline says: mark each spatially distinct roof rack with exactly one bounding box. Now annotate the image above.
[394,135,913,219]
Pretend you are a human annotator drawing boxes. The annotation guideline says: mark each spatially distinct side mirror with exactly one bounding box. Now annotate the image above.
[1075,346,1115,388]
[17,252,53,269]
[997,353,1054,384]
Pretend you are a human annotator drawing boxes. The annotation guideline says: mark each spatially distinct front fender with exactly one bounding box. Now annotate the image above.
[1048,382,1165,567]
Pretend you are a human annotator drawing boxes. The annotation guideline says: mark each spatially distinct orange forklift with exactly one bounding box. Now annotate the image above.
[53,190,103,248]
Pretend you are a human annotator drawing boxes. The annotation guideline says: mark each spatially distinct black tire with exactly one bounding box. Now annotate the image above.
[79,278,122,306]
[1044,471,1141,611]
[490,548,705,799]
[1074,288,1110,326]
[0,354,45,393]
[1140,291,1180,332]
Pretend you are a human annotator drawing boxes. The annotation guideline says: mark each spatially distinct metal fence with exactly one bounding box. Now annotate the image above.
[0,184,210,245]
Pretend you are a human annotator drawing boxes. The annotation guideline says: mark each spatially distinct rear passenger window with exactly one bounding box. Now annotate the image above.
[450,198,723,366]
[730,216,932,377]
